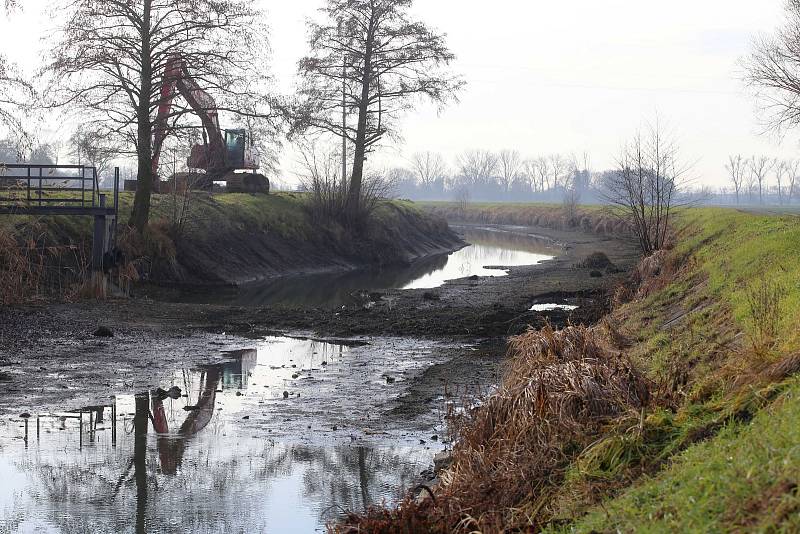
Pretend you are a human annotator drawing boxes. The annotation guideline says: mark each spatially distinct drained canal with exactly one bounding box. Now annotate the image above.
[0,225,561,533]
[161,225,557,307]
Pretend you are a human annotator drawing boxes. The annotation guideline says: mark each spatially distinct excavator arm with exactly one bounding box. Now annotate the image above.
[151,55,227,178]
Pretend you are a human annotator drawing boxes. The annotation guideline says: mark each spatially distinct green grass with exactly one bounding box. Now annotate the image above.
[542,207,800,532]
[554,378,800,533]
[673,208,800,351]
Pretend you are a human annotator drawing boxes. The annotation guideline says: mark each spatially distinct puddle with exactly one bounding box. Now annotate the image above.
[0,336,454,532]
[157,226,556,308]
[402,236,552,289]
[530,303,579,312]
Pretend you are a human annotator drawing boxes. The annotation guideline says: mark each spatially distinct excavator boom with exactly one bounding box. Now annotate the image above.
[151,55,259,185]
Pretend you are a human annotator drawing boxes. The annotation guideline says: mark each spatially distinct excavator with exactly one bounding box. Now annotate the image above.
[151,55,269,193]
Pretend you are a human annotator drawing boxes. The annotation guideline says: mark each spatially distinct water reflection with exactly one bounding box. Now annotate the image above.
[162,226,556,308]
[1,345,432,533]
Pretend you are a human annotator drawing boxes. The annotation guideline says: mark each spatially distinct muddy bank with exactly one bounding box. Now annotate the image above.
[138,196,463,286]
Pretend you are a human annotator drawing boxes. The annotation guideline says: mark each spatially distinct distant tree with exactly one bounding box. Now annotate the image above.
[497,149,522,195]
[601,121,689,255]
[46,0,274,231]
[774,159,789,204]
[749,156,773,204]
[69,128,119,182]
[385,166,414,197]
[787,159,800,203]
[295,0,463,222]
[548,154,569,190]
[725,154,747,205]
[455,149,498,189]
[410,151,447,195]
[535,156,550,191]
[522,159,539,193]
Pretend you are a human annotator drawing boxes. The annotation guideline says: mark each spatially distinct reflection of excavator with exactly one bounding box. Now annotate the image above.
[151,55,269,193]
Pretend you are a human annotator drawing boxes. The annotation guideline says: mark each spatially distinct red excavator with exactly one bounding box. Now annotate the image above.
[151,55,269,193]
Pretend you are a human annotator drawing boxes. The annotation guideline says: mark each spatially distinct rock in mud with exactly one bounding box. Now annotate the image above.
[283,391,289,399]
[580,251,616,270]
[0,372,10,381]
[385,375,396,384]
[93,326,114,338]
[422,291,441,301]
[433,451,453,473]
[590,270,603,278]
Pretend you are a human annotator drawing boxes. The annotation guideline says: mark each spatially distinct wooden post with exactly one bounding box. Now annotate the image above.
[92,195,107,272]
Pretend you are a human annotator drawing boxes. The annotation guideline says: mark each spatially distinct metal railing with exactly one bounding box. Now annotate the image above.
[0,164,118,215]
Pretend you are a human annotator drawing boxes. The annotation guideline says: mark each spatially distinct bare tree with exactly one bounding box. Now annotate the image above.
[774,159,788,204]
[409,151,447,192]
[746,2,800,134]
[295,0,463,221]
[787,159,800,203]
[725,154,747,205]
[497,149,522,194]
[69,127,119,183]
[562,186,581,227]
[46,0,274,231]
[601,121,689,254]
[548,154,569,191]
[535,156,550,191]
[0,3,33,149]
[749,156,773,204]
[522,159,539,192]
[455,149,498,187]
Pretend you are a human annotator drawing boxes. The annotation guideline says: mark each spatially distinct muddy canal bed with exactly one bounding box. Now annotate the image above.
[1,336,468,532]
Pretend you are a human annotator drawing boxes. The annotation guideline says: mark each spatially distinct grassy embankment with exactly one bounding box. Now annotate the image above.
[339,206,800,533]
[0,192,455,302]
[417,201,628,235]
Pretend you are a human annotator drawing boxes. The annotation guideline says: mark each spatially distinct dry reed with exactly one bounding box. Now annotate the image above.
[335,323,651,533]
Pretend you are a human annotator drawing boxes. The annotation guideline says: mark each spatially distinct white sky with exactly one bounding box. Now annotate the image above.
[1,0,798,186]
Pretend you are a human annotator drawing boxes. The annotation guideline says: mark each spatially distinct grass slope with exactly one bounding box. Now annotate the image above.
[1,192,457,294]
[550,208,800,532]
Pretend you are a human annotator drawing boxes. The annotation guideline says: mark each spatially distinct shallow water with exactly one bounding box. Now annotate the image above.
[1,336,453,533]
[163,226,556,307]
[530,303,579,312]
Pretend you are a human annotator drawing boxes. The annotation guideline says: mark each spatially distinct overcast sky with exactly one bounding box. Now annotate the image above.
[1,0,797,186]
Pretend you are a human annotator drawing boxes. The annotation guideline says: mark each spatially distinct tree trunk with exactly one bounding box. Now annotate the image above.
[347,24,375,222]
[129,0,153,232]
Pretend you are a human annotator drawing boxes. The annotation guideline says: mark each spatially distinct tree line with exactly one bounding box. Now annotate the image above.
[723,155,800,205]
[379,150,594,202]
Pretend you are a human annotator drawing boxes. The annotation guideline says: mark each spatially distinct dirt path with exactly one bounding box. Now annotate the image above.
[0,224,638,430]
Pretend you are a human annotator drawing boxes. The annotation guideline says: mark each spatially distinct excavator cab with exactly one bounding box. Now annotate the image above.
[223,128,259,171]
[224,129,247,168]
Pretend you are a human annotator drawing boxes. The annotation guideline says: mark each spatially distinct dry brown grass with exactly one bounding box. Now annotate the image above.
[0,224,92,305]
[334,323,651,533]
[423,204,632,237]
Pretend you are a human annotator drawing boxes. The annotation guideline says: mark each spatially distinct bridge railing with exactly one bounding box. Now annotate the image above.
[0,164,118,215]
